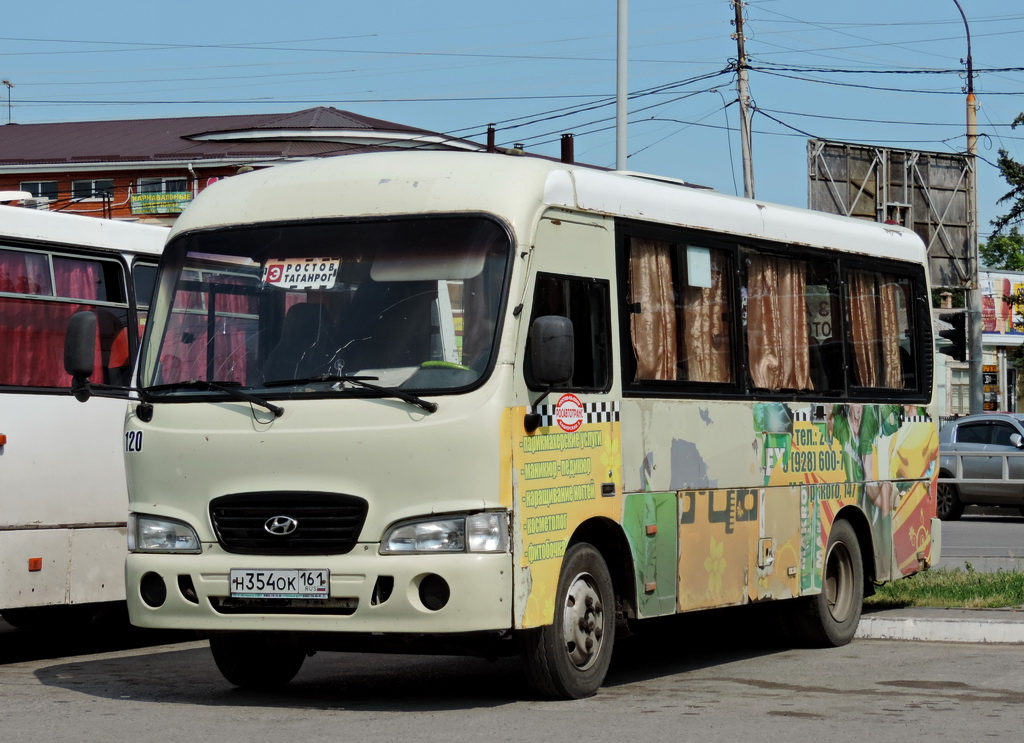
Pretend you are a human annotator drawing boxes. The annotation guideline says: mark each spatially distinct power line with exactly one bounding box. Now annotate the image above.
[752,67,1023,96]
[757,106,1023,129]
[752,62,1024,75]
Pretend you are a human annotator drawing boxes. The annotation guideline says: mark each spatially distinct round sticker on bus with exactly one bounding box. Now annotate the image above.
[554,393,585,433]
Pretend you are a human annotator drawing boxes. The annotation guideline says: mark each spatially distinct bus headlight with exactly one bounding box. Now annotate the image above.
[381,511,509,554]
[128,514,202,553]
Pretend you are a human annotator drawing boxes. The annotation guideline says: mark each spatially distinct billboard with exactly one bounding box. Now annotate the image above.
[808,139,975,289]
[130,191,192,215]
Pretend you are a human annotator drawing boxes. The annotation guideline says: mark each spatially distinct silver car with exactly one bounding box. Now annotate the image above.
[937,413,1024,520]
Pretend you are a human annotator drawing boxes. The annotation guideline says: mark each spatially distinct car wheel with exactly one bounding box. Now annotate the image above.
[936,481,964,521]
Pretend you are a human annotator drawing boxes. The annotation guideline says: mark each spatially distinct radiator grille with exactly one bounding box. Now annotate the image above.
[210,492,368,555]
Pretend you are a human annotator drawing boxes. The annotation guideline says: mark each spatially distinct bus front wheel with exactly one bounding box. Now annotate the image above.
[519,542,616,699]
[793,519,863,648]
[209,633,306,689]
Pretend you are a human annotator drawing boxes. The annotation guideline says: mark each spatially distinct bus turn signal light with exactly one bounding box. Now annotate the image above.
[28,558,42,572]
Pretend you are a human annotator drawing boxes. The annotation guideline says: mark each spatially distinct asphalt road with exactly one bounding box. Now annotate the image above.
[937,507,1024,571]
[1,513,1021,741]
[0,619,1022,742]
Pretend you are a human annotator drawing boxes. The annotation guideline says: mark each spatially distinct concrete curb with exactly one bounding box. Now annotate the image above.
[857,609,1024,643]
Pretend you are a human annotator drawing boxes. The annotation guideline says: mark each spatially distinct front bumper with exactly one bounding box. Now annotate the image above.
[126,544,514,634]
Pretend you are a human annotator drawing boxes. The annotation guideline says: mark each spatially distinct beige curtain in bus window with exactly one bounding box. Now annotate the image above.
[682,250,731,383]
[629,237,677,380]
[746,255,812,390]
[848,271,880,387]
[879,274,904,387]
[848,270,903,388]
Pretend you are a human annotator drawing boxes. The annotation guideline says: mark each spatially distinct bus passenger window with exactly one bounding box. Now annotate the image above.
[525,273,610,391]
[744,253,815,391]
[846,270,915,389]
[0,247,129,389]
[626,237,733,384]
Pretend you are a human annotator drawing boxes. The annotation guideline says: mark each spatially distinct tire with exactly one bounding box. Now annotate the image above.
[793,519,864,648]
[519,542,616,699]
[937,481,964,521]
[209,633,306,689]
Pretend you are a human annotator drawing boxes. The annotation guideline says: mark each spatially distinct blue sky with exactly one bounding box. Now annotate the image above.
[2,1,1022,239]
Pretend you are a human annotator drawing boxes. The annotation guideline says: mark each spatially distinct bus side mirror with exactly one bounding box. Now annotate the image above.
[64,310,97,402]
[529,315,574,386]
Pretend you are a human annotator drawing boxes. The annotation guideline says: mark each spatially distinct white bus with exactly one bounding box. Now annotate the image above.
[0,205,166,628]
[66,152,940,697]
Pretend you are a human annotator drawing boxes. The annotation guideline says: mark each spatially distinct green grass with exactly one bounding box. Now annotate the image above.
[865,564,1024,609]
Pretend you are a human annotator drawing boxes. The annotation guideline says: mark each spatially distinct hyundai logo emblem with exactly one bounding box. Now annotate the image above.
[265,515,299,536]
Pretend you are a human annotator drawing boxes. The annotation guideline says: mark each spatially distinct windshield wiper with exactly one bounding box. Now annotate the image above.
[264,374,438,414]
[143,380,284,418]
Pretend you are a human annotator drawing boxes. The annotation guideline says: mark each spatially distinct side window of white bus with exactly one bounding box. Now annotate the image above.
[525,272,611,391]
[742,250,841,394]
[0,246,129,390]
[844,268,919,391]
[626,236,735,385]
[132,260,158,328]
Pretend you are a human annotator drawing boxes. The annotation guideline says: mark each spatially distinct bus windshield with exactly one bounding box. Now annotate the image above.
[140,216,511,396]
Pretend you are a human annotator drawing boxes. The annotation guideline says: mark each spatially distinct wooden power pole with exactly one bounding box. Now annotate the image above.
[732,1,755,198]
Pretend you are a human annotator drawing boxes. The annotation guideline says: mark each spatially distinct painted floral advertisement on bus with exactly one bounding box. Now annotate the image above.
[756,402,938,587]
[508,398,623,628]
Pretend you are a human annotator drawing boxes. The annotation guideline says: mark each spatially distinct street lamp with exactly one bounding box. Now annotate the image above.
[950,0,983,414]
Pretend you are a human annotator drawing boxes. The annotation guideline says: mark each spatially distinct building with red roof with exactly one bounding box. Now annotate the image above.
[0,107,483,223]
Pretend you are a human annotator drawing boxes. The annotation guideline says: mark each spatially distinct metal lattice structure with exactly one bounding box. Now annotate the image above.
[808,139,976,289]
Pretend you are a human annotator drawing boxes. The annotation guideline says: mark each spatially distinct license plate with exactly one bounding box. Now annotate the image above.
[229,568,329,599]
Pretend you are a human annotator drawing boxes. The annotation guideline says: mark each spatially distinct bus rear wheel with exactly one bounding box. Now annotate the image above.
[519,542,615,699]
[209,633,306,689]
[793,519,863,647]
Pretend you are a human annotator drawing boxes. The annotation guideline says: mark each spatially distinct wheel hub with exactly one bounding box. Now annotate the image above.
[824,541,854,622]
[561,572,605,671]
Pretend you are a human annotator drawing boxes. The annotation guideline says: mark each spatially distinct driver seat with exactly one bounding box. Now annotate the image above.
[263,303,339,382]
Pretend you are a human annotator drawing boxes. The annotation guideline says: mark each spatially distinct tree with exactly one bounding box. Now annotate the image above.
[980,227,1024,271]
[992,113,1024,236]
[986,116,1024,408]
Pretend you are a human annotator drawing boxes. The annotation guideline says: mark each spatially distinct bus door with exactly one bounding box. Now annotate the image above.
[508,212,623,629]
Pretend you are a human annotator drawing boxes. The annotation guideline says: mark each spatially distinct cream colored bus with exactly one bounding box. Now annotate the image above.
[66,151,940,697]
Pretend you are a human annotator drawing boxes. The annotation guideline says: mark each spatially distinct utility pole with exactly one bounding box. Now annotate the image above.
[952,0,984,414]
[616,0,628,170]
[1,80,12,125]
[732,1,755,198]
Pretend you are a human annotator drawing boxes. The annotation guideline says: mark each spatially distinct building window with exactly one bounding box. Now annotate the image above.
[19,181,58,200]
[71,179,114,200]
[137,177,188,194]
[949,366,970,415]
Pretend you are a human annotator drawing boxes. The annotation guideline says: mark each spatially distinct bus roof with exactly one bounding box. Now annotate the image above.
[171,151,927,265]
[0,206,167,257]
